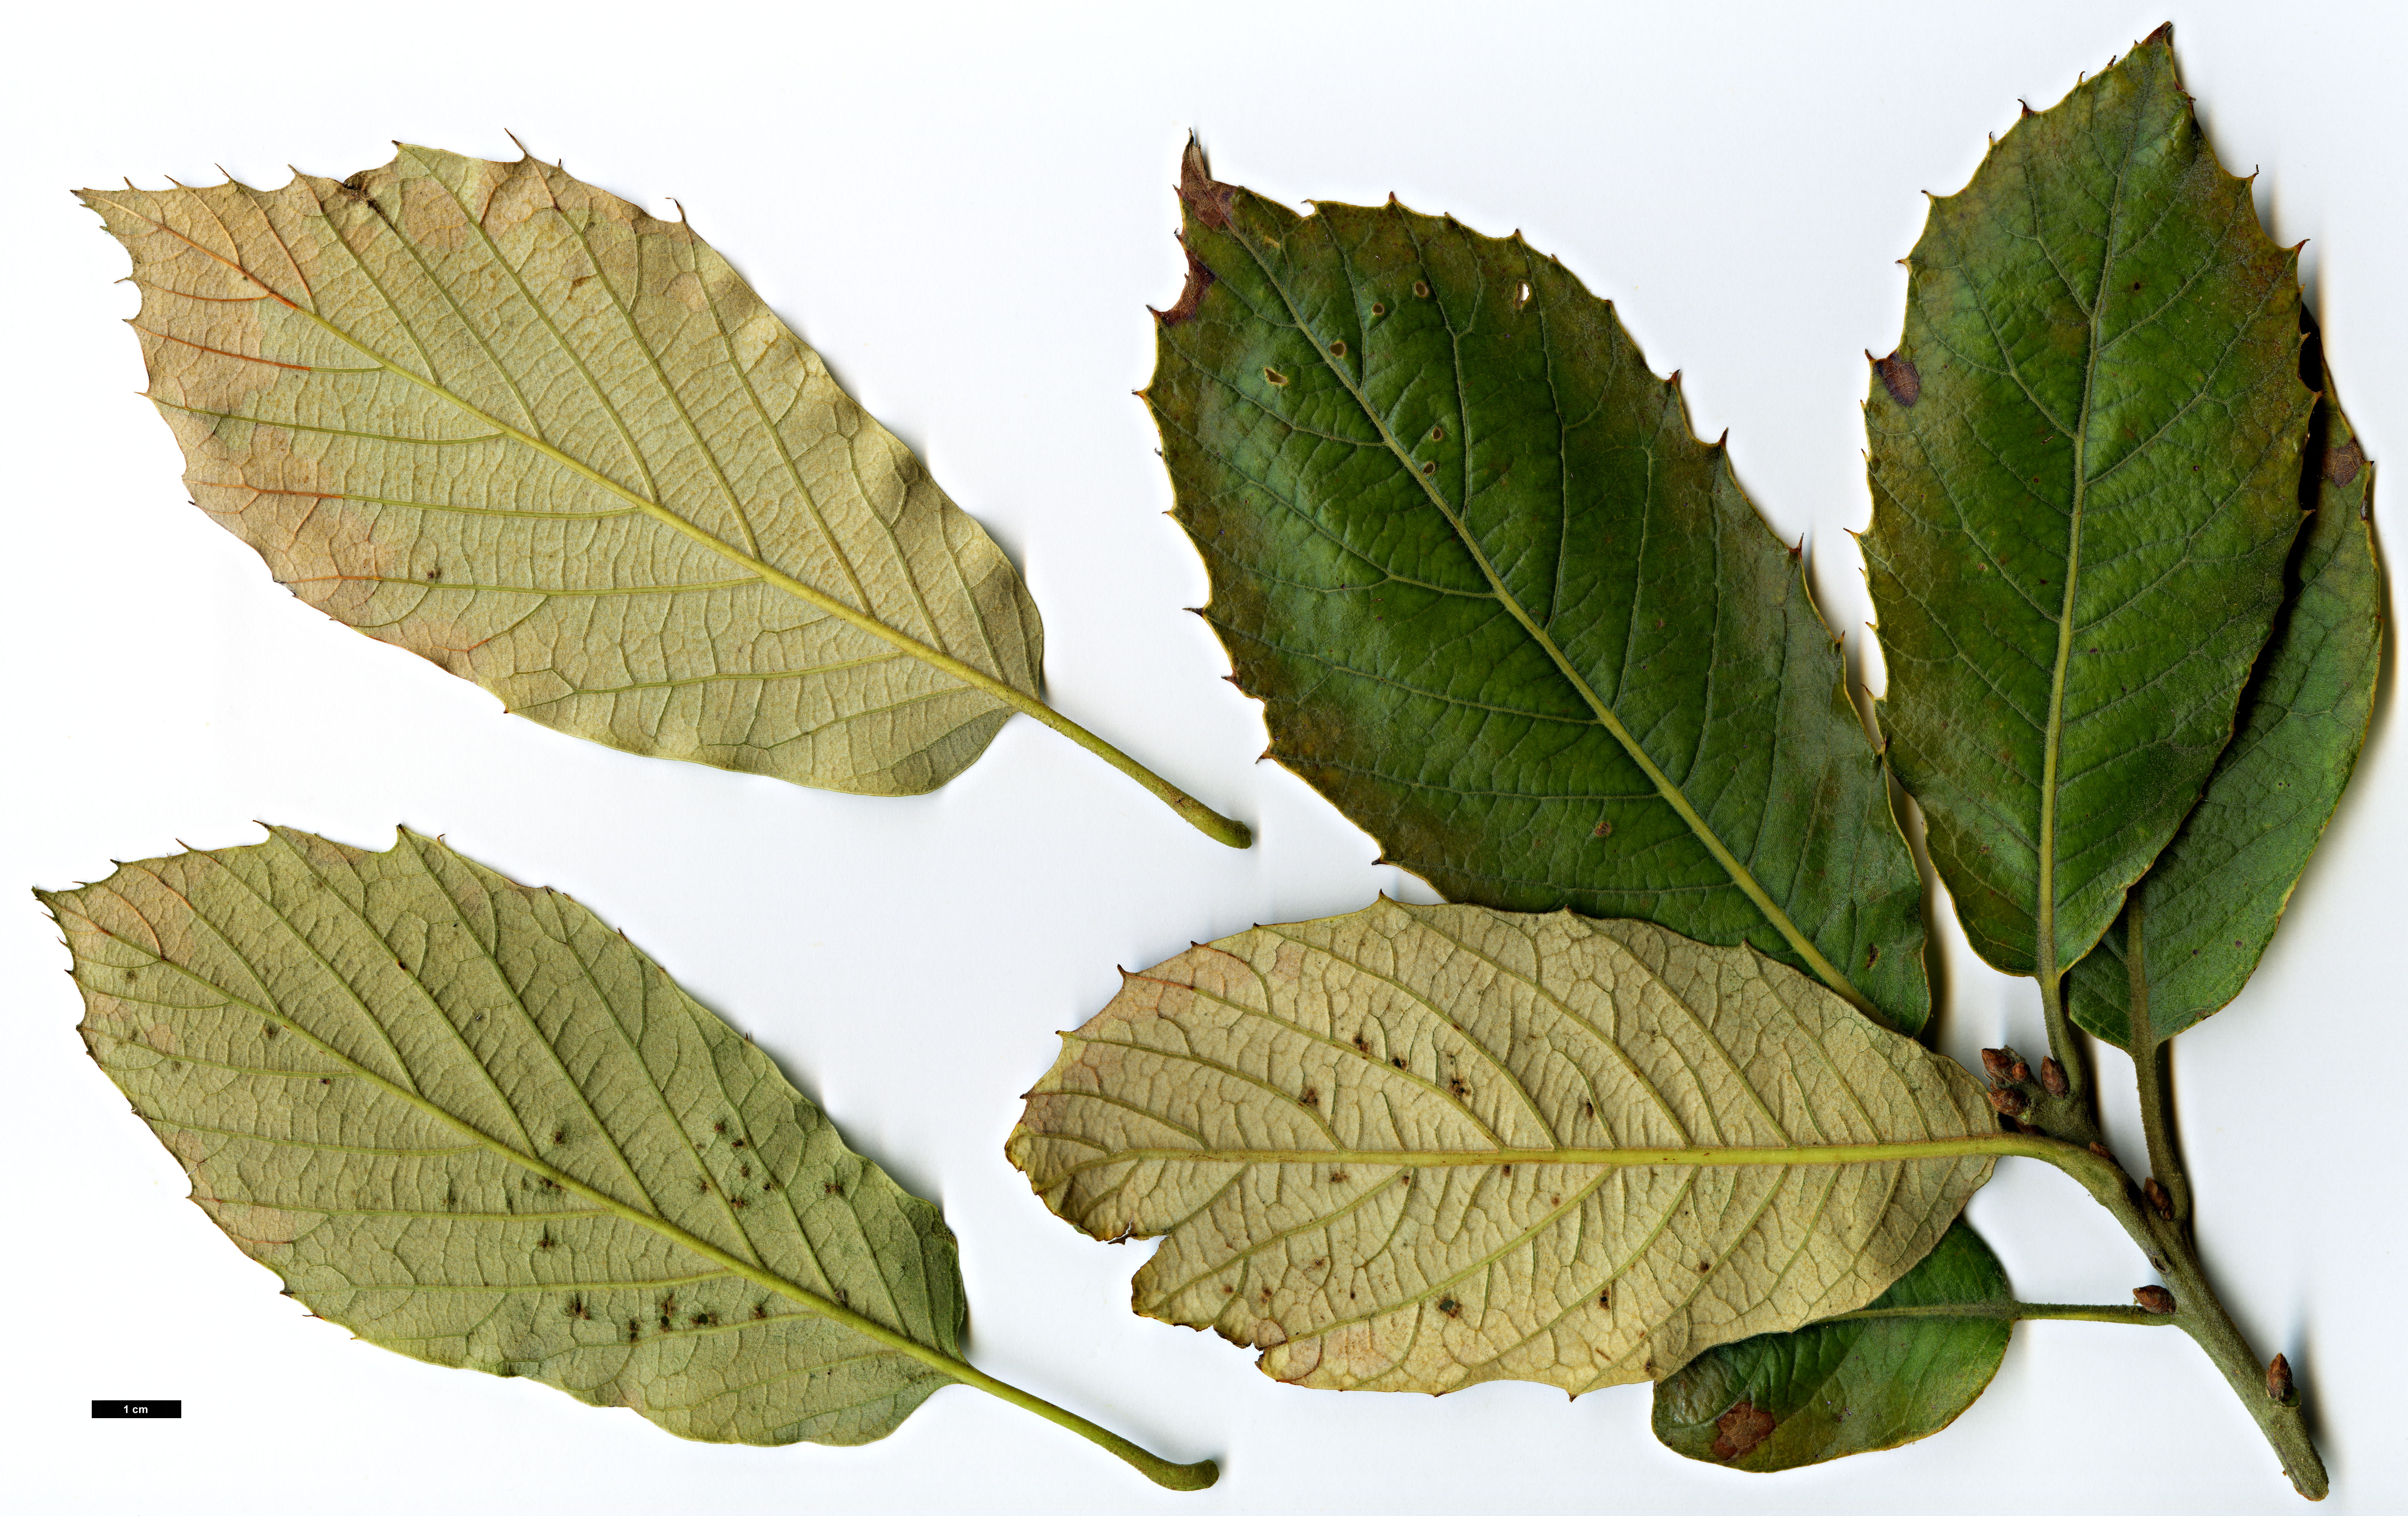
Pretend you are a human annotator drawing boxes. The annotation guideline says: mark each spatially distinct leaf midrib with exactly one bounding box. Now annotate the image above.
[1217,211,1874,1016]
[51,883,974,1394]
[2034,72,2151,991]
[1043,1136,2028,1181]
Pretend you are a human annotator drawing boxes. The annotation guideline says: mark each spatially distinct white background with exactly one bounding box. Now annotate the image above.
[4,2,2402,1511]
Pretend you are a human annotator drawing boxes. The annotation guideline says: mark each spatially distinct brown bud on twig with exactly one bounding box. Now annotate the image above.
[2144,1177,2175,1220]
[1981,1048,2018,1083]
[2133,1285,2177,1315]
[2040,1057,2069,1097]
[1986,1086,2030,1117]
[2088,1142,2114,1160]
[2267,1353,2294,1402]
[2008,1058,2031,1085]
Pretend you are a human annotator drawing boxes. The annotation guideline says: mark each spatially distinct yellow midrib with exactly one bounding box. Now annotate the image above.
[1043,1134,2029,1182]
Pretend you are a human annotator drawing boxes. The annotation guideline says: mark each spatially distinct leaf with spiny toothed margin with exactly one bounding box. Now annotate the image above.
[1863,27,2312,986]
[1652,1219,2012,1470]
[1008,900,1995,1395]
[1146,141,1928,1033]
[2068,365,2383,1049]
[42,826,967,1446]
[82,147,1042,797]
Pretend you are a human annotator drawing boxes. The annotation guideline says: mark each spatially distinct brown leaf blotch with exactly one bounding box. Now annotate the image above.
[1711,1401,1778,1460]
[1178,138,1237,230]
[1154,244,1217,327]
[1873,350,1921,407]
[2325,437,2365,487]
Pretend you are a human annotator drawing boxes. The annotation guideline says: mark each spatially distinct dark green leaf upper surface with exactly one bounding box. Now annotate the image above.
[1651,1219,2011,1470]
[2069,385,2382,1047]
[43,828,965,1447]
[1151,146,1927,1030]
[1863,31,2311,982]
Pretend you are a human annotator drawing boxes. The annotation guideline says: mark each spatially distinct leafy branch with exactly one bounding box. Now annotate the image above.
[1031,21,2370,1500]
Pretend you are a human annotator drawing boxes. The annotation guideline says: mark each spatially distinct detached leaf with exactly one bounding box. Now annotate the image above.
[1863,29,2312,984]
[82,148,1041,797]
[1652,1219,2011,1470]
[44,827,964,1446]
[1149,145,1927,1031]
[1009,900,1996,1394]
[2069,385,2382,1047]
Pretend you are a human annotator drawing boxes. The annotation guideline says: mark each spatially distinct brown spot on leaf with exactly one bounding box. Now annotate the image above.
[1154,244,1217,327]
[1178,138,1236,230]
[1437,1297,1461,1318]
[1711,1401,1777,1460]
[1872,350,1921,407]
[2325,437,2365,486]
[1592,820,1613,838]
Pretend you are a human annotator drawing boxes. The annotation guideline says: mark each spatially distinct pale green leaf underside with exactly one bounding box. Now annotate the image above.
[1009,901,1994,1395]
[44,827,964,1445]
[82,148,1042,796]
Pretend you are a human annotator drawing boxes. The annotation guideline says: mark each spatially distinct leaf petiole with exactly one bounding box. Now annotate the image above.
[938,1361,1219,1490]
[1820,1300,2172,1327]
